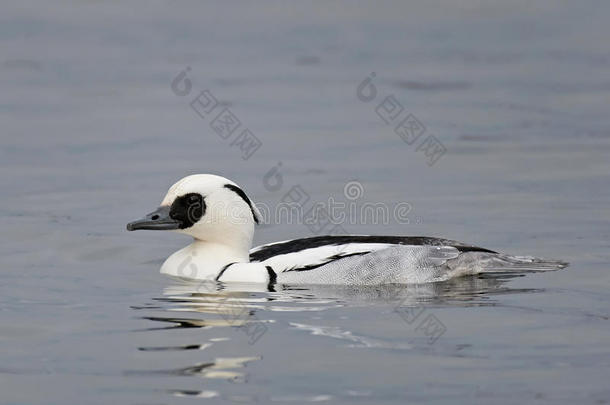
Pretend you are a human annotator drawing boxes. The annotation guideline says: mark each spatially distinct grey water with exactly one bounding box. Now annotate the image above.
[1,1,610,404]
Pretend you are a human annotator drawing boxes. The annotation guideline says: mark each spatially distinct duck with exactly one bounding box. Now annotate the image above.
[126,174,567,285]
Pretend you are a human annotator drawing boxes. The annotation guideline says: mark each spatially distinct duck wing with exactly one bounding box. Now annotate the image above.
[249,235,495,274]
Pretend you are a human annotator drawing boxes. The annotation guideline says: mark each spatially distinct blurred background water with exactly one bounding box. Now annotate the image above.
[1,1,610,404]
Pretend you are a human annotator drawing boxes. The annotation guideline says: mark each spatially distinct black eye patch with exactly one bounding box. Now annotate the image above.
[169,193,206,229]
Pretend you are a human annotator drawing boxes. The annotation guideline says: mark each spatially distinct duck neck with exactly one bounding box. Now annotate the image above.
[161,239,251,280]
[192,238,251,267]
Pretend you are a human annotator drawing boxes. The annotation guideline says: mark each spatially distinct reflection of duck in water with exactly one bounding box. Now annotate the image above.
[160,273,540,310]
[127,174,567,285]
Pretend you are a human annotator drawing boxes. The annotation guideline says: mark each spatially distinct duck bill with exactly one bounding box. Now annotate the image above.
[126,206,182,231]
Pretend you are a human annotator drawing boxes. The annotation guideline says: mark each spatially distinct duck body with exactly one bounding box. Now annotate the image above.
[128,174,567,285]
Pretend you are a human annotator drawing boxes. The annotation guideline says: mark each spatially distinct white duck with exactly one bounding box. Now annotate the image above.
[127,174,567,285]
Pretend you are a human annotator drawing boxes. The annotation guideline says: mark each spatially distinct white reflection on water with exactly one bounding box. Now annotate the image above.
[127,274,546,399]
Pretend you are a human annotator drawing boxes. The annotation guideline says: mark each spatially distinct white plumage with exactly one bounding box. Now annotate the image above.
[127,174,567,285]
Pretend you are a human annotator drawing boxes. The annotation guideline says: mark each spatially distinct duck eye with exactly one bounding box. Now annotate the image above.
[169,193,206,229]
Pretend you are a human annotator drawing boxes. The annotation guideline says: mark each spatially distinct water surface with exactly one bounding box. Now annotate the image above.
[1,1,610,404]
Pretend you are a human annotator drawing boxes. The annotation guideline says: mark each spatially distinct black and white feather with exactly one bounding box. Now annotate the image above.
[127,174,568,285]
[249,235,566,285]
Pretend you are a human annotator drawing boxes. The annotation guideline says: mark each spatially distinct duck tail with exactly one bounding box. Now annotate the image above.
[447,252,568,276]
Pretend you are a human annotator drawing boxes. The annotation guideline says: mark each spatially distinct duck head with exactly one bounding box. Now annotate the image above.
[127,174,261,252]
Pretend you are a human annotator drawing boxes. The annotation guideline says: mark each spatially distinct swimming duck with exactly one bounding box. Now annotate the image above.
[126,174,567,285]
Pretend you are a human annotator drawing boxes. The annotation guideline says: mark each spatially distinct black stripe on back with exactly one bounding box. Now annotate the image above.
[250,235,495,262]
[224,184,259,224]
[284,251,369,272]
